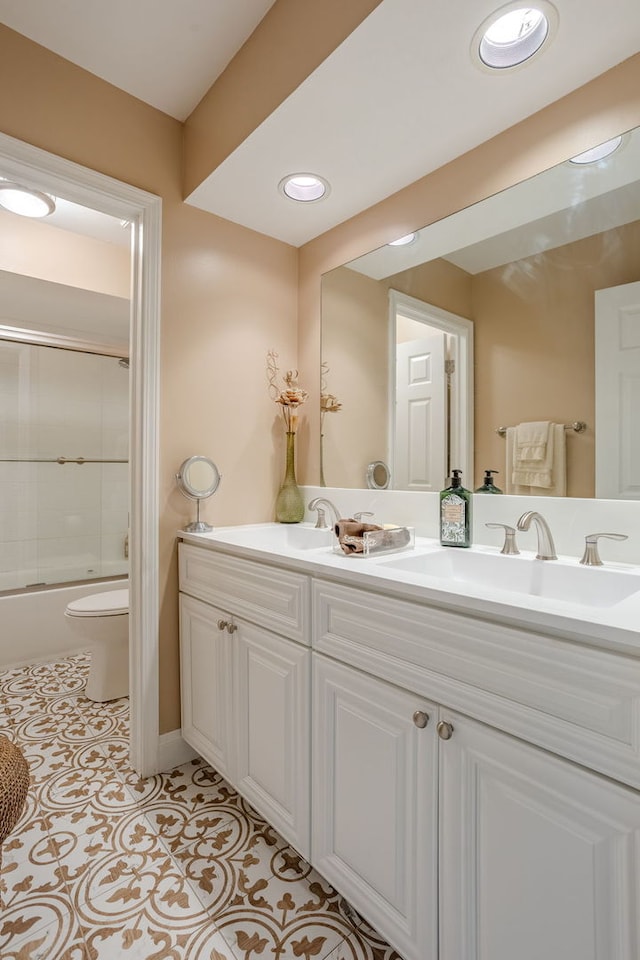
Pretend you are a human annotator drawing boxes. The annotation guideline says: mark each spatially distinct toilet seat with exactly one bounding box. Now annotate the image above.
[65,589,129,618]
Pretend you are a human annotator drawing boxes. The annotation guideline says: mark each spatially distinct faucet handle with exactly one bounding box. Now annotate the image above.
[485,522,520,555]
[580,532,628,566]
[353,511,374,522]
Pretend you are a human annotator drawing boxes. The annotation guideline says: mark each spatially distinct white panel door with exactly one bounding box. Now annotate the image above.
[234,621,310,857]
[394,333,446,491]
[179,593,233,780]
[312,655,438,960]
[595,281,640,498]
[439,711,640,960]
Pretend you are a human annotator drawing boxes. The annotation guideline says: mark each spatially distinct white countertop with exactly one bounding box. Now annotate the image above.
[179,523,640,656]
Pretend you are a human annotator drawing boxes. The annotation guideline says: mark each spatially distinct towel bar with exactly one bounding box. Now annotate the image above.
[496,421,587,437]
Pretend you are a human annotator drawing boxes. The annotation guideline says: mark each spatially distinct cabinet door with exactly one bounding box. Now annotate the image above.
[179,593,233,780]
[234,621,310,857]
[312,655,438,960]
[440,711,640,960]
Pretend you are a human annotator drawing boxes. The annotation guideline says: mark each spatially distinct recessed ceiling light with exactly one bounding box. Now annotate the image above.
[0,181,56,218]
[389,233,417,246]
[569,135,624,165]
[278,174,329,203]
[472,2,557,71]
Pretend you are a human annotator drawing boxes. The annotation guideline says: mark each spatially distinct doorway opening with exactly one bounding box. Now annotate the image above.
[0,132,161,777]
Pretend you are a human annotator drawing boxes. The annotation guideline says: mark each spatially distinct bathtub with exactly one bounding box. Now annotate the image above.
[0,578,128,669]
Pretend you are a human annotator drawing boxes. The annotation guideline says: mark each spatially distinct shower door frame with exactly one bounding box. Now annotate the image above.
[0,131,161,778]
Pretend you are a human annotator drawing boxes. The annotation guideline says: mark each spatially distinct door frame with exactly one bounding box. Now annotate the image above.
[389,290,474,485]
[0,131,161,777]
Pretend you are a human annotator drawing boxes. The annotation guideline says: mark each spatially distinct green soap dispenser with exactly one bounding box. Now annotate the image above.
[440,469,472,548]
[475,469,503,494]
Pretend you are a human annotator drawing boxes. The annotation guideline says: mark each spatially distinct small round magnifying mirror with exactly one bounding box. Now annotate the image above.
[366,460,391,490]
[176,456,221,532]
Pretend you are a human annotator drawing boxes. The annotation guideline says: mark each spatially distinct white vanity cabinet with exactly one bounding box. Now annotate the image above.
[180,592,233,780]
[312,577,640,960]
[178,542,311,856]
[312,654,439,960]
[439,710,640,960]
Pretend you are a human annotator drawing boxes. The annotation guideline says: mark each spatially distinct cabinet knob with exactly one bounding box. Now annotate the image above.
[412,710,429,729]
[437,720,454,740]
[217,619,229,631]
[227,622,238,634]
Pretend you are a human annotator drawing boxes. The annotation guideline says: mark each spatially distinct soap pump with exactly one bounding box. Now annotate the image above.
[475,469,503,494]
[440,469,472,548]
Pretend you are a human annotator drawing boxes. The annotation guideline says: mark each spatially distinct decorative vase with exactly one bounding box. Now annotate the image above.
[275,431,304,523]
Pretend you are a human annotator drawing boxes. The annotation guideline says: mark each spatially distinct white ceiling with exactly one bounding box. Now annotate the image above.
[1,0,640,247]
[0,0,276,121]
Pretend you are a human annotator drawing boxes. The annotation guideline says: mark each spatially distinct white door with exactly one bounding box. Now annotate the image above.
[312,655,438,960]
[394,333,447,490]
[234,621,310,857]
[439,711,640,960]
[595,281,640,498]
[179,593,233,780]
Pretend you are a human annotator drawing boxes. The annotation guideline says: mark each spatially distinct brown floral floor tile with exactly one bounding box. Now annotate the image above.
[0,891,89,959]
[75,853,224,958]
[176,821,362,960]
[0,655,403,960]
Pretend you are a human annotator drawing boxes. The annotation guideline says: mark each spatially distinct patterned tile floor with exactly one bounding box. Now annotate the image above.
[0,654,402,960]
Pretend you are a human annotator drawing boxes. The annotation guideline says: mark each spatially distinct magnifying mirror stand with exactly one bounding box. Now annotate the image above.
[175,455,221,533]
[184,498,212,533]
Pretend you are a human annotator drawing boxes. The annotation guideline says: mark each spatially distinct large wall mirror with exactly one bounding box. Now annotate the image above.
[320,124,640,500]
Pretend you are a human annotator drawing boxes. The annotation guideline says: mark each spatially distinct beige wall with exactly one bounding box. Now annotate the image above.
[0,25,298,734]
[0,210,130,298]
[298,54,640,486]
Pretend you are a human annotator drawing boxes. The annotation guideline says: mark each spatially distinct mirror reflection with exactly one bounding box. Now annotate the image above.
[321,125,640,499]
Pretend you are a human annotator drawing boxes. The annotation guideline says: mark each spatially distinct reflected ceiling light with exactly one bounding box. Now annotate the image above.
[278,173,329,203]
[569,135,623,165]
[389,233,417,246]
[472,2,557,71]
[0,181,56,218]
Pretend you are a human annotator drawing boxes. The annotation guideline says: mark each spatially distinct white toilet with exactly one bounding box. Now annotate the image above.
[65,589,129,702]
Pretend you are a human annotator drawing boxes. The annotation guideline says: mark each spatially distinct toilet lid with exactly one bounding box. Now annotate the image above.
[66,588,129,618]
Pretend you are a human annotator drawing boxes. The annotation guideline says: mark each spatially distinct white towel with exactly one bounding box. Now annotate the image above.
[506,423,567,496]
[515,420,550,462]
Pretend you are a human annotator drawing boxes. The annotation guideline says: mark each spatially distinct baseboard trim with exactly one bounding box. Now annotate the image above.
[158,729,199,771]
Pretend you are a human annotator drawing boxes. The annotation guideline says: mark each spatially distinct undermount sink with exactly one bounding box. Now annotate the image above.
[379,548,640,608]
[209,522,335,552]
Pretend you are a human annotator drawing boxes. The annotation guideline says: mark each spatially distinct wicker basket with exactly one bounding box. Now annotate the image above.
[0,735,30,848]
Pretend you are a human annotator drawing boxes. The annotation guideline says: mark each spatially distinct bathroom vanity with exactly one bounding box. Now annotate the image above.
[177,524,640,960]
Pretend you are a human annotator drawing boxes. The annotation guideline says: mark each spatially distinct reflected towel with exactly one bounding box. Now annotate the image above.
[506,424,566,496]
[515,420,550,462]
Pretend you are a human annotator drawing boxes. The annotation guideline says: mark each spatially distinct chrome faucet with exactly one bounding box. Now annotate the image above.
[308,497,341,531]
[516,510,557,560]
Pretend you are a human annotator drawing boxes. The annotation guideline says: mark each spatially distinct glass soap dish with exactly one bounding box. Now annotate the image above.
[334,525,415,557]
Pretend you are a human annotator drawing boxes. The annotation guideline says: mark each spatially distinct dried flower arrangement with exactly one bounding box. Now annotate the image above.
[266,350,308,434]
